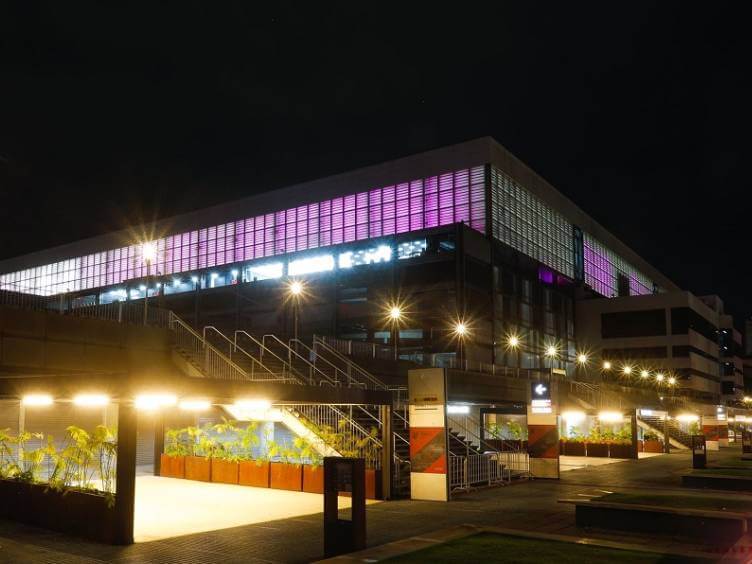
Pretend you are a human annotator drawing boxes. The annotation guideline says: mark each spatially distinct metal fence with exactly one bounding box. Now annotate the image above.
[286,403,383,469]
[449,453,508,492]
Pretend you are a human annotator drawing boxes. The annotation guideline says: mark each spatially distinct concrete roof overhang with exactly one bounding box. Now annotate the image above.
[0,373,393,406]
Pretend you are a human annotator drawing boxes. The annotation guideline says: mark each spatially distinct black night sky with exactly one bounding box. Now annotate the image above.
[1,4,750,324]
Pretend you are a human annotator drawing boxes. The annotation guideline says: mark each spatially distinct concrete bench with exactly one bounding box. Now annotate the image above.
[559,498,748,545]
[682,473,752,491]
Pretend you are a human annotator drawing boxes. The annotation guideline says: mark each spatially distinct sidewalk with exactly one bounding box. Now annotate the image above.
[0,447,744,563]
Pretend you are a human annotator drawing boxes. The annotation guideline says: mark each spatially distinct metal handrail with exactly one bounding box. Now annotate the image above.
[202,326,281,381]
[312,336,389,390]
[288,337,354,387]
[285,403,383,469]
[262,334,338,386]
[169,314,250,381]
[234,330,299,382]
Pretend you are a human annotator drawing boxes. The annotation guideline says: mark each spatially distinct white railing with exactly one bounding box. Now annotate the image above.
[449,453,508,492]
[262,334,339,386]
[203,326,291,383]
[312,336,390,391]
[170,315,251,381]
[234,330,301,383]
[289,338,357,387]
[0,290,171,327]
[286,403,383,469]
[449,413,530,477]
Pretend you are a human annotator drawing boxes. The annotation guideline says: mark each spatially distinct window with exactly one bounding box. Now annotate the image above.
[601,309,666,338]
[0,166,485,296]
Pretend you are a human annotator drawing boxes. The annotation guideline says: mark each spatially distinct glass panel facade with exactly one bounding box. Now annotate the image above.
[490,167,575,279]
[1,167,485,296]
[583,234,653,297]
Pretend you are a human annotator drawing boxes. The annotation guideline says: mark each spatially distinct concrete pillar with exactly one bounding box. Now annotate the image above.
[153,412,164,476]
[702,416,721,451]
[380,404,392,500]
[114,403,138,545]
[527,407,559,478]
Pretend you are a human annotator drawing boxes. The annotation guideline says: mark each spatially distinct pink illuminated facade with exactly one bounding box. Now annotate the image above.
[1,166,485,296]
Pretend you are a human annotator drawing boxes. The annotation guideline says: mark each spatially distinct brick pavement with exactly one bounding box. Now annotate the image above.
[0,447,743,563]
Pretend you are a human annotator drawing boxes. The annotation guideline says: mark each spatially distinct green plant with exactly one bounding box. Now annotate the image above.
[13,431,47,483]
[688,421,701,435]
[0,428,15,479]
[164,428,190,457]
[236,422,262,463]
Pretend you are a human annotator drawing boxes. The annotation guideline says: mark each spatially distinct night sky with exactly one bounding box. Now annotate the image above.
[2,4,750,324]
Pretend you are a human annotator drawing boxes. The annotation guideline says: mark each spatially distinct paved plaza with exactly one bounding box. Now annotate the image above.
[0,448,744,563]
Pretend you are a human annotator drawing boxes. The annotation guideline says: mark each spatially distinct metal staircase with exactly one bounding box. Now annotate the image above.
[638,414,693,449]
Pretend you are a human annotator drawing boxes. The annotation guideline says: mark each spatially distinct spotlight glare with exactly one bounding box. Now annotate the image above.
[289,280,304,296]
[577,353,588,365]
[602,361,612,370]
[545,345,558,358]
[598,410,624,423]
[135,393,177,411]
[640,370,649,378]
[622,365,632,375]
[179,399,211,411]
[73,394,109,407]
[22,394,53,407]
[507,335,520,348]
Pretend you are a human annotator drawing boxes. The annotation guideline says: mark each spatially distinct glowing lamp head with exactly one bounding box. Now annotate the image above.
[602,361,612,370]
[73,394,109,407]
[454,322,468,337]
[577,353,588,365]
[668,376,676,385]
[507,335,520,348]
[134,393,177,411]
[622,365,632,375]
[656,373,665,383]
[598,410,624,423]
[289,280,304,297]
[744,396,752,404]
[562,410,586,425]
[179,399,211,411]
[22,394,53,407]
[389,306,402,321]
[640,370,649,378]
[545,345,558,358]
[141,241,157,263]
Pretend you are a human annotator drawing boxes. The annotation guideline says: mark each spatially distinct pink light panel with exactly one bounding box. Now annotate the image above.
[2,166,485,295]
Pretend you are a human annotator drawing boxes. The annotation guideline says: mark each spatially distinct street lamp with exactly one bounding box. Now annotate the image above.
[544,343,558,371]
[387,303,403,361]
[622,365,632,376]
[452,320,470,367]
[640,369,650,379]
[506,334,522,372]
[142,241,157,325]
[287,279,305,341]
[602,360,612,370]
[577,352,588,365]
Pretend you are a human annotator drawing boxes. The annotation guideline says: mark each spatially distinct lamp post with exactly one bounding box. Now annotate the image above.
[288,280,304,341]
[453,321,469,368]
[507,334,521,376]
[141,242,156,326]
[389,305,402,361]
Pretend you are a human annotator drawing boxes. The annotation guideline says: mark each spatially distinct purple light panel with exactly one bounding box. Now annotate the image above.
[1,166,485,295]
[583,235,653,297]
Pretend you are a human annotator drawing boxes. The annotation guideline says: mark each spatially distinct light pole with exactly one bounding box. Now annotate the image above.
[453,321,469,368]
[389,305,402,361]
[507,334,521,375]
[142,242,156,326]
[288,280,304,341]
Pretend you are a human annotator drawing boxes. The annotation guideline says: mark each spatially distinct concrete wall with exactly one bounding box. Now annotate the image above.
[0,306,173,376]
[576,291,723,398]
